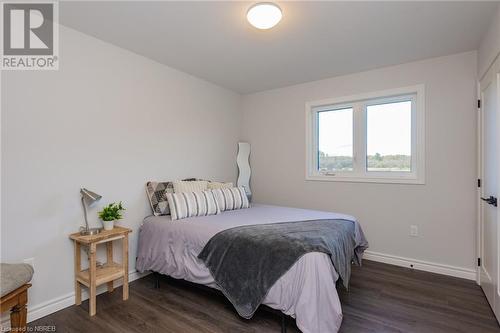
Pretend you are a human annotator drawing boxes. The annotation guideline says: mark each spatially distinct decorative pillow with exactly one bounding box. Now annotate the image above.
[207,181,234,190]
[166,190,220,221]
[145,178,197,216]
[211,187,250,212]
[173,180,208,193]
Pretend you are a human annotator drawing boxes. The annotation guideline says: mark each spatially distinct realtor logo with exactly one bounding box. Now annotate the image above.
[1,1,59,70]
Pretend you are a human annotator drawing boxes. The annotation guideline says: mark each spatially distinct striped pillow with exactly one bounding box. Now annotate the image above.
[166,190,220,221]
[211,187,250,212]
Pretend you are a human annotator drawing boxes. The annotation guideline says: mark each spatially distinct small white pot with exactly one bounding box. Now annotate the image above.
[102,219,115,231]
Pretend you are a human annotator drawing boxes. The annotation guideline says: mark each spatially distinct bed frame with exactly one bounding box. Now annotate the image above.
[152,272,289,333]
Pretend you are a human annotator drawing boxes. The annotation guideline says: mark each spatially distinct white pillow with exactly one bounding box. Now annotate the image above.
[166,190,220,221]
[211,187,250,212]
[207,181,233,190]
[173,180,208,193]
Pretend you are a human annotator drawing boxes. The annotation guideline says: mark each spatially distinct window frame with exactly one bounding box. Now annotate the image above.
[305,85,425,184]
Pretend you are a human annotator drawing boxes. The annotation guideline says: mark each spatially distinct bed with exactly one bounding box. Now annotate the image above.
[136,204,368,333]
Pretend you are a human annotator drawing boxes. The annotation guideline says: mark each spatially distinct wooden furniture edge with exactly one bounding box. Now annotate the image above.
[0,284,31,310]
[1,283,32,331]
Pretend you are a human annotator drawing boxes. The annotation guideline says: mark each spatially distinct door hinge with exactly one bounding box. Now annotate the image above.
[478,100,481,109]
[478,179,481,188]
[478,258,481,267]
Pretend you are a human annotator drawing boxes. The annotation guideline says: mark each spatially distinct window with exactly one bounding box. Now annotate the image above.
[306,85,425,184]
[318,107,353,172]
[366,99,412,172]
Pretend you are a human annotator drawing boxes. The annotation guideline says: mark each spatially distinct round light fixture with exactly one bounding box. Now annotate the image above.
[247,2,282,30]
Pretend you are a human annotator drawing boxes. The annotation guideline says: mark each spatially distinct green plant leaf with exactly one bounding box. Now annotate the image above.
[97,202,126,221]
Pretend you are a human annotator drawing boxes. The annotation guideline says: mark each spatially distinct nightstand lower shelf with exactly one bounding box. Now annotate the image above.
[76,262,124,287]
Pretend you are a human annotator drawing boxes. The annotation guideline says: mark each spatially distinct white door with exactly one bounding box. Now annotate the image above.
[479,60,500,322]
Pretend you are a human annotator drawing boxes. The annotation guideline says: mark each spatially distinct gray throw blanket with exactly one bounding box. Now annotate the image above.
[198,219,367,319]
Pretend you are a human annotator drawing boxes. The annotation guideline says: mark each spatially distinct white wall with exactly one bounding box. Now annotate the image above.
[1,25,240,318]
[241,52,478,274]
[478,3,500,79]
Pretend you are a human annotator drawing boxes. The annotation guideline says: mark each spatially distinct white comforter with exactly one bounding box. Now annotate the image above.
[136,204,360,333]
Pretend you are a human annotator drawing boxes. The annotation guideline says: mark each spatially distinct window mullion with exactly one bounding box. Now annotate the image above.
[360,103,368,176]
[353,102,366,175]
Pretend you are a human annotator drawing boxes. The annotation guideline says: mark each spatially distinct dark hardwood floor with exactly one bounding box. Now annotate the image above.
[30,260,500,332]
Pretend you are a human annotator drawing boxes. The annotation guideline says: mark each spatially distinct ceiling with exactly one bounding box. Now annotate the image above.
[60,1,498,94]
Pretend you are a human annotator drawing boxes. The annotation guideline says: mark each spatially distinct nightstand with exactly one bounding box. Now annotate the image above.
[69,226,132,316]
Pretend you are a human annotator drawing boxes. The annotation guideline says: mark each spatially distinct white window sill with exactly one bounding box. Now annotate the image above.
[305,174,425,185]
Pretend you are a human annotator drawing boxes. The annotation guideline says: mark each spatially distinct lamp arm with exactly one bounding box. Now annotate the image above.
[81,196,89,231]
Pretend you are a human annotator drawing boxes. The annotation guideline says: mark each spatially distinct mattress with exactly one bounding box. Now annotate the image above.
[136,204,365,333]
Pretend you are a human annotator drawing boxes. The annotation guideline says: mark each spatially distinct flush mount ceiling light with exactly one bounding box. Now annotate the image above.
[247,2,282,30]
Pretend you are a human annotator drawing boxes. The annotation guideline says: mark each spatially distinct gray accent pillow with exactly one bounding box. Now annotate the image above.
[146,178,197,216]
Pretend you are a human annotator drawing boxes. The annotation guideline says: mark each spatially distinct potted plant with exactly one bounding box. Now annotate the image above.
[98,202,125,231]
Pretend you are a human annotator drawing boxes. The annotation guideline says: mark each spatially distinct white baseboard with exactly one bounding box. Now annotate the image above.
[1,270,149,327]
[364,250,477,281]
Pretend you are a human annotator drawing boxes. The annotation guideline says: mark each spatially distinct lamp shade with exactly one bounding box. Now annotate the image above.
[80,188,102,206]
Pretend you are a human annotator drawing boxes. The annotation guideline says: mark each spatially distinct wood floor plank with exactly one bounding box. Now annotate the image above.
[28,260,500,332]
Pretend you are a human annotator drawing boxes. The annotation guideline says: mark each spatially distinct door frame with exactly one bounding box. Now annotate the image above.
[477,77,482,285]
[477,54,500,315]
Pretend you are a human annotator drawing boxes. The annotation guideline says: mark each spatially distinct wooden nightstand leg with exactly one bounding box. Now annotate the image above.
[74,241,82,305]
[122,234,129,301]
[89,243,97,316]
[106,242,114,292]
[75,282,82,306]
